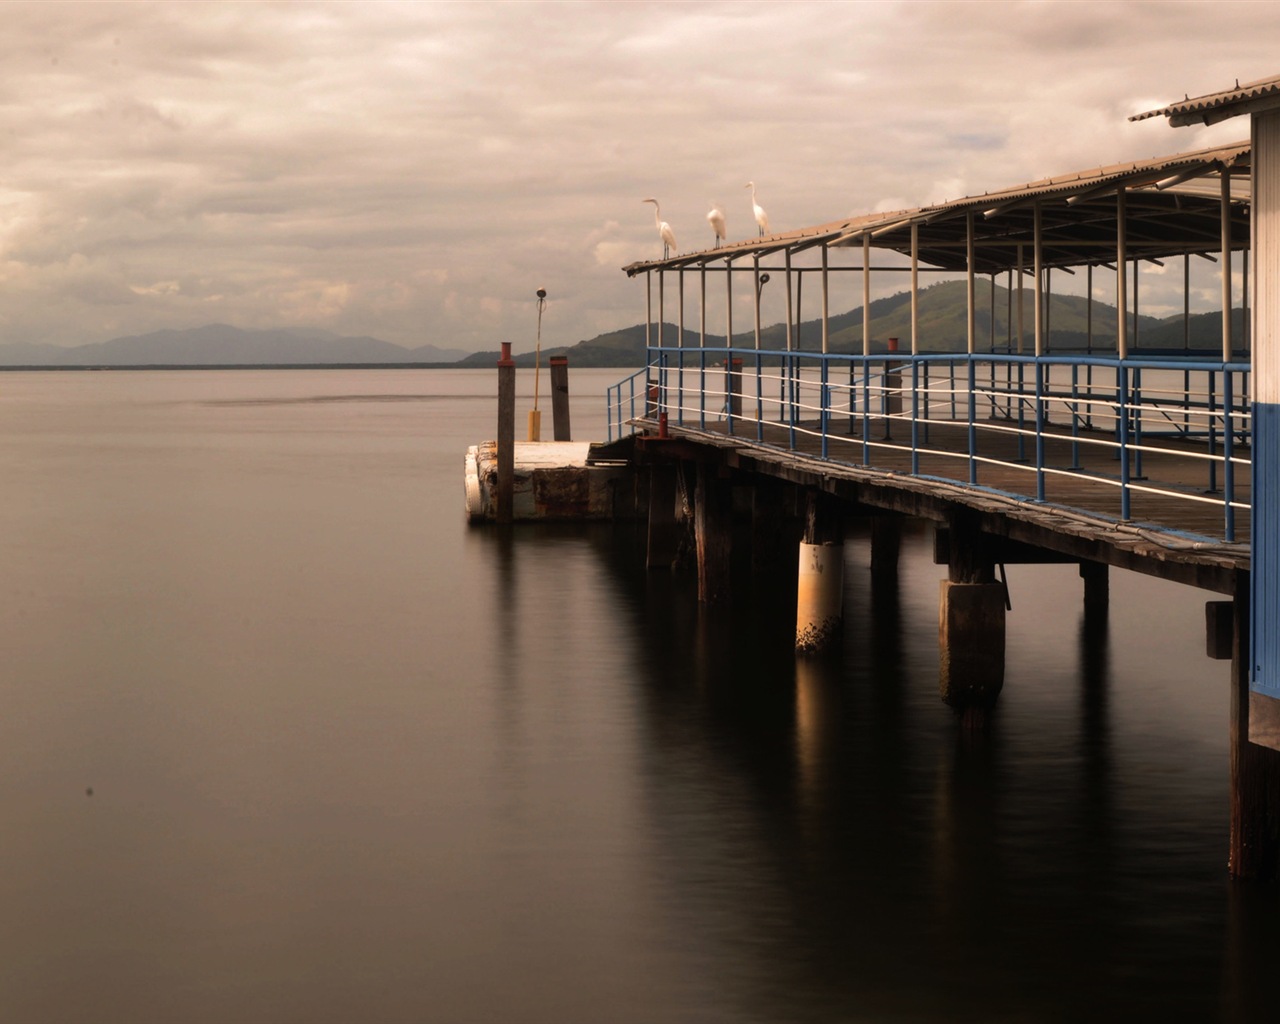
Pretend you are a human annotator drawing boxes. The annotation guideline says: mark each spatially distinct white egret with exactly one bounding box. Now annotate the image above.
[642,198,677,259]
[707,203,727,248]
[745,181,770,237]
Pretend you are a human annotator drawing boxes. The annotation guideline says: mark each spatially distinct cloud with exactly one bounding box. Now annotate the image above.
[0,0,1274,349]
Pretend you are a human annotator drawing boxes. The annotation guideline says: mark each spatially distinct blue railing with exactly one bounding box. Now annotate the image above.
[607,348,1251,542]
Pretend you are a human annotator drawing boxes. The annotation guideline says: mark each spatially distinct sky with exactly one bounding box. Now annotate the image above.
[2,0,1278,353]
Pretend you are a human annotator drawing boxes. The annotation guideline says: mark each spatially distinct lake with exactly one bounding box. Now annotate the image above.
[0,368,1275,1023]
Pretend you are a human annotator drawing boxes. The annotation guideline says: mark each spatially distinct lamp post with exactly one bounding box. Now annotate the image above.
[529,287,547,441]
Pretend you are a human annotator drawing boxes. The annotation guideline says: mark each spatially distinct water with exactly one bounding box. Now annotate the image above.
[0,369,1276,1023]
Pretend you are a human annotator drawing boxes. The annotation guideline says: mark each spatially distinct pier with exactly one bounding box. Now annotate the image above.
[605,124,1280,880]
[474,82,1280,880]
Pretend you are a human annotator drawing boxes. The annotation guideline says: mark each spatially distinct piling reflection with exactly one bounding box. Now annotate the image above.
[509,519,1280,1022]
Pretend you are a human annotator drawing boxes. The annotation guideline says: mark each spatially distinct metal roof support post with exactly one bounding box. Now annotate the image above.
[724,257,735,435]
[989,274,996,353]
[785,249,794,430]
[1222,172,1233,363]
[966,211,977,485]
[1133,260,1140,348]
[1016,245,1025,356]
[863,235,872,357]
[785,250,794,353]
[753,255,763,437]
[725,257,733,352]
[645,271,652,352]
[911,224,919,355]
[1244,247,1250,352]
[657,269,666,415]
[699,261,707,430]
[967,212,976,355]
[821,244,830,355]
[677,268,685,425]
[1033,204,1044,358]
[1033,201,1045,501]
[1184,255,1191,351]
[1087,265,1094,354]
[752,255,762,352]
[1117,187,1128,360]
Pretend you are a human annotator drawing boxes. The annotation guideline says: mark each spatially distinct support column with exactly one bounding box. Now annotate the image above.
[695,462,733,604]
[646,464,679,571]
[1080,560,1109,626]
[796,492,844,654]
[751,477,797,577]
[938,508,1005,719]
[1229,575,1280,880]
[870,515,902,589]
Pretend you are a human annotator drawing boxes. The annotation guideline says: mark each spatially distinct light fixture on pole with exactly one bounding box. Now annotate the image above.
[528,288,547,441]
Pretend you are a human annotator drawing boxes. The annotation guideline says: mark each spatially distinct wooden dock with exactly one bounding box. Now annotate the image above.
[629,412,1248,594]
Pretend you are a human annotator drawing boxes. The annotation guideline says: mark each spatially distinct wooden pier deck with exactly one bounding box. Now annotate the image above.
[629,412,1249,593]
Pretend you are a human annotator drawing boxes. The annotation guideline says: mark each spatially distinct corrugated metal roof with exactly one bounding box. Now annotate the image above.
[622,140,1251,277]
[1130,73,1280,126]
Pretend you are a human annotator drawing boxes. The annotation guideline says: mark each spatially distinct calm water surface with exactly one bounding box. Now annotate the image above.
[0,369,1276,1023]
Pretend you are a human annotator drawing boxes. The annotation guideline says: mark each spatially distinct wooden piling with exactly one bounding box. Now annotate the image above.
[496,343,515,525]
[646,464,679,571]
[695,461,733,604]
[938,508,1005,714]
[550,356,571,441]
[751,477,796,577]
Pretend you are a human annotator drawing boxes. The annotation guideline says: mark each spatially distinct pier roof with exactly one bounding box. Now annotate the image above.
[1131,73,1280,126]
[623,140,1250,278]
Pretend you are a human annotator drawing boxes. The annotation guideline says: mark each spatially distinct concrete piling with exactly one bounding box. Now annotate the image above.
[796,493,844,654]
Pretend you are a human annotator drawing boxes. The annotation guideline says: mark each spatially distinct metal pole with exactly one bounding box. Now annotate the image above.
[863,235,872,357]
[1117,187,1128,360]
[1222,171,1233,363]
[821,244,830,355]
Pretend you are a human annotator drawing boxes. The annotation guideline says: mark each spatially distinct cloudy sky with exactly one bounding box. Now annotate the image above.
[2,1,1276,353]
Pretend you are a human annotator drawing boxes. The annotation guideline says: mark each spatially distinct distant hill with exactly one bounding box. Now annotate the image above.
[0,324,469,367]
[462,280,1247,368]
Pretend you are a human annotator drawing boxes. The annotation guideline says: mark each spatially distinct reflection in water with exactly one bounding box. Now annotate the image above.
[3,371,1279,1023]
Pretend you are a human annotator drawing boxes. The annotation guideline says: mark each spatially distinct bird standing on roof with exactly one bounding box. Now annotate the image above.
[642,198,677,259]
[707,203,727,248]
[745,181,769,237]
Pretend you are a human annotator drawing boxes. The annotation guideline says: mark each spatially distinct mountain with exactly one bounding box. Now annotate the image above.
[462,280,1244,369]
[0,324,469,367]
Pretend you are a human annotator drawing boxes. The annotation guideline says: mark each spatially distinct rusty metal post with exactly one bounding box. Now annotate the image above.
[497,342,515,524]
[550,356,571,441]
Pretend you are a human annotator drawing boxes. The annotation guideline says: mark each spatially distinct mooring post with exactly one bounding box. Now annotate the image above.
[694,461,733,604]
[938,507,1005,720]
[496,342,515,524]
[550,356,571,441]
[1229,575,1280,880]
[796,491,844,654]
[646,464,680,571]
